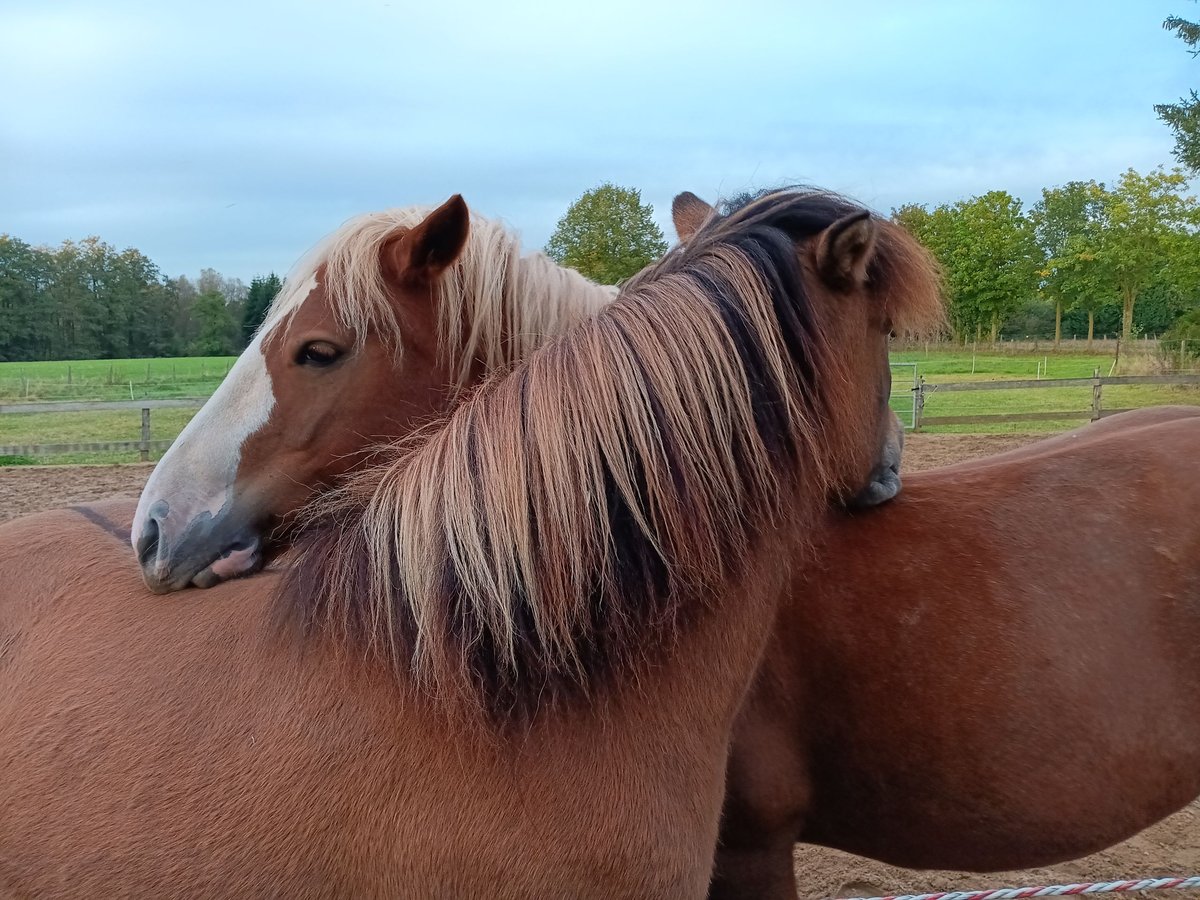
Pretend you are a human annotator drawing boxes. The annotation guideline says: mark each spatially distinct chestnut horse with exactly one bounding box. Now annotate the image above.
[133,196,616,592]
[0,189,938,897]
[710,407,1200,898]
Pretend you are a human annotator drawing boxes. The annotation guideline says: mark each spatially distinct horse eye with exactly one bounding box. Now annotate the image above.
[296,341,342,367]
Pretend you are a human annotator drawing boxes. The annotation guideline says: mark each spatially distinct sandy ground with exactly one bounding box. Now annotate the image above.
[2,433,1197,898]
[0,434,1042,525]
[0,462,153,524]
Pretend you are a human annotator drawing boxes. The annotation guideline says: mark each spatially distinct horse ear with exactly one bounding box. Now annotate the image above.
[814,211,877,290]
[672,192,715,242]
[384,194,470,285]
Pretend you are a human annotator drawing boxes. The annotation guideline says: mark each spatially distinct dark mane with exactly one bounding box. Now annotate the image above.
[276,188,941,722]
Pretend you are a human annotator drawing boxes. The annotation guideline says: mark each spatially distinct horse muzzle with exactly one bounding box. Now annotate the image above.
[846,413,905,509]
[134,498,266,593]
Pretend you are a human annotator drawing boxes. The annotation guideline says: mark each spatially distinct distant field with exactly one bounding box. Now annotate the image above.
[0,356,236,402]
[890,348,1118,380]
[0,408,199,465]
[2,349,1200,464]
[892,347,1200,433]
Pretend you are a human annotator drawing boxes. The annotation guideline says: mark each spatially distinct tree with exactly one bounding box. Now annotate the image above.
[189,290,239,356]
[1031,181,1110,347]
[242,273,283,345]
[1099,168,1199,342]
[0,231,277,361]
[165,275,200,355]
[545,183,667,285]
[894,193,1041,344]
[0,236,52,361]
[1157,8,1200,171]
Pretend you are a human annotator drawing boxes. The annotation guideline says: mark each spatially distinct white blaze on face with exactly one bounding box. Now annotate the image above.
[130,318,287,553]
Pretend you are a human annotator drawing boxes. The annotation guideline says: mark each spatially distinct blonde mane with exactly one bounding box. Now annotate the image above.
[281,189,943,720]
[261,205,616,388]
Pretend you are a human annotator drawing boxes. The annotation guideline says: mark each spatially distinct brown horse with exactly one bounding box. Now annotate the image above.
[708,407,1200,898]
[0,189,937,897]
[133,196,616,592]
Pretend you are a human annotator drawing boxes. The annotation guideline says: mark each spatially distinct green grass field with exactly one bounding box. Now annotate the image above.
[2,349,1199,465]
[890,347,1200,433]
[0,356,236,402]
[890,348,1117,379]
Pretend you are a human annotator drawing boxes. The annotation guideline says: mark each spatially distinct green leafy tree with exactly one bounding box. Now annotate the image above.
[545,183,667,285]
[242,273,283,345]
[0,231,272,361]
[1031,181,1111,347]
[189,289,239,356]
[1157,8,1200,171]
[1099,168,1199,342]
[954,192,1043,344]
[44,239,105,359]
[894,194,1041,344]
[0,236,53,361]
[165,275,199,354]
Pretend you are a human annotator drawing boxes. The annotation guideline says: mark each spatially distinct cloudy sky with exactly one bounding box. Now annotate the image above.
[3,1,1194,283]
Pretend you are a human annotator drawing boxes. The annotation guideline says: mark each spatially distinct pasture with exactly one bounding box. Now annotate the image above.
[893,346,1200,433]
[3,349,1200,464]
[0,356,232,464]
[0,356,235,402]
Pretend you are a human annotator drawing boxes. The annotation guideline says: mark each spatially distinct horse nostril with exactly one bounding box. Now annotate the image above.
[135,500,172,571]
[136,516,161,569]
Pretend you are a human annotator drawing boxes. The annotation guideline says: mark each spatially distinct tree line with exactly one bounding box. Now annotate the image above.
[4,167,1196,365]
[893,167,1200,347]
[0,234,281,362]
[550,10,1200,350]
[890,6,1200,350]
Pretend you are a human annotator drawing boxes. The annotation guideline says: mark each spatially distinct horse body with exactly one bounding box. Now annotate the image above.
[0,501,756,898]
[713,411,1200,898]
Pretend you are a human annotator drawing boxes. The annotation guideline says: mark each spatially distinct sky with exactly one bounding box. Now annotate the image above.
[2,1,1196,284]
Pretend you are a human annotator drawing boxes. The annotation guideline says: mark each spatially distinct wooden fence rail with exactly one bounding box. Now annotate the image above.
[0,398,207,460]
[914,372,1200,430]
[6,373,1200,457]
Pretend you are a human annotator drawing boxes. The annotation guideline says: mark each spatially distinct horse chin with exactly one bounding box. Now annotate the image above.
[137,505,268,594]
[189,537,266,589]
[846,463,902,509]
[845,413,905,509]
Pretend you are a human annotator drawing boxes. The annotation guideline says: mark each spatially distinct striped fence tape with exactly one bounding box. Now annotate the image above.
[839,876,1200,900]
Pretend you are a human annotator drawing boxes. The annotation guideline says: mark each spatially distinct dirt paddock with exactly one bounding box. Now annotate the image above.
[2,432,1198,898]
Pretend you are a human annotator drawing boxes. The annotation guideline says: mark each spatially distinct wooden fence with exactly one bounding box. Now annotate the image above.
[6,372,1200,458]
[0,399,207,460]
[913,372,1200,430]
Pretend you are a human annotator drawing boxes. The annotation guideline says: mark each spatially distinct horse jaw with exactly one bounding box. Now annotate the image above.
[131,329,278,593]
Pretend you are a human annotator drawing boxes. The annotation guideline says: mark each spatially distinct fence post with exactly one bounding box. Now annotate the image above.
[140,407,151,462]
[1091,369,1103,421]
[913,377,925,432]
